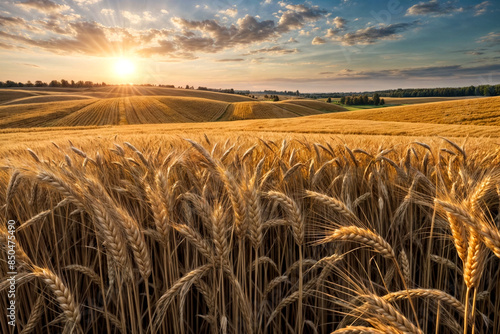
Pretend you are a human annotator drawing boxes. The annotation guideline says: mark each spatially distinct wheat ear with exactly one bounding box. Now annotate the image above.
[34,267,81,329]
[318,226,396,259]
[20,294,45,334]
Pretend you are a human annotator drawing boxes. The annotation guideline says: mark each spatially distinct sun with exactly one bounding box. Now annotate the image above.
[114,58,135,76]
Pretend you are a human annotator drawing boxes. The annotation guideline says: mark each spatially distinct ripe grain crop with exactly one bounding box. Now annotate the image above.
[1,135,499,333]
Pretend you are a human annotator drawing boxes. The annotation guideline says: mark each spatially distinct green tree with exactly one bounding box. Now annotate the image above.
[49,80,61,87]
[327,97,332,103]
[373,93,380,105]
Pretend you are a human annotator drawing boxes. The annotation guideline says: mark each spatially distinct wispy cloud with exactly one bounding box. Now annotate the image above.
[474,1,491,16]
[244,46,299,55]
[216,58,245,62]
[406,0,462,16]
[16,0,70,13]
[74,0,101,6]
[338,22,419,45]
[20,63,40,67]
[477,32,500,46]
[100,9,114,16]
[219,8,238,18]
[0,41,15,49]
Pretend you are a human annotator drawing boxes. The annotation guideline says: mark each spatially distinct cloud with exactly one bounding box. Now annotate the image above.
[0,42,15,49]
[20,63,40,67]
[330,64,500,80]
[143,12,156,22]
[0,21,141,56]
[331,16,346,29]
[339,22,418,45]
[319,71,335,75]
[100,8,114,16]
[216,58,245,62]
[161,9,169,14]
[312,36,326,45]
[244,46,298,55]
[325,28,340,38]
[138,40,177,57]
[74,0,101,6]
[406,0,462,16]
[0,16,26,27]
[17,0,70,13]
[219,8,238,18]
[171,15,277,51]
[277,3,327,32]
[121,11,141,24]
[478,32,500,46]
[1,2,329,60]
[474,1,491,16]
[465,51,484,56]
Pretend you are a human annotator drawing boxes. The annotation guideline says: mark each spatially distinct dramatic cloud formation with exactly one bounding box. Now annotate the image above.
[339,22,418,45]
[0,21,142,56]
[170,15,277,51]
[406,0,462,16]
[277,3,327,32]
[0,0,498,90]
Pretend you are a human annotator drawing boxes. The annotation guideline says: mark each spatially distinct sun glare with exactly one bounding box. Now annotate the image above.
[114,58,135,77]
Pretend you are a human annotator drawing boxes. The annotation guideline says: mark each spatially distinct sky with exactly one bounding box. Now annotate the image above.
[0,0,499,92]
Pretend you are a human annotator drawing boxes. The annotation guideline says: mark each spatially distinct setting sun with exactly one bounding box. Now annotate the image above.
[114,58,135,77]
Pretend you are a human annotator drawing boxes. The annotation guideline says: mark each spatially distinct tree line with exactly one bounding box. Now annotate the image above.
[376,84,500,97]
[0,80,106,88]
[339,93,385,106]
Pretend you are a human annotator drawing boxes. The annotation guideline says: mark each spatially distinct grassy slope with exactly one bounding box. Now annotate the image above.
[322,96,500,126]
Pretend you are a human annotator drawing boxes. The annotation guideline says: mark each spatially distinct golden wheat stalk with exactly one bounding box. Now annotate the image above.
[33,267,81,331]
[317,226,396,260]
[436,199,500,258]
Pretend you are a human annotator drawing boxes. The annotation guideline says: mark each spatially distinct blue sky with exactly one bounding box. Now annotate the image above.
[0,0,499,92]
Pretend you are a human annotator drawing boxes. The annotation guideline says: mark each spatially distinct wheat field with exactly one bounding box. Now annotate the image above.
[0,96,341,129]
[327,97,500,126]
[1,133,499,334]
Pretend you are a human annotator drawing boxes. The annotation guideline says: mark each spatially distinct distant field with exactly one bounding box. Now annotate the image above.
[324,96,500,126]
[382,96,485,105]
[0,95,339,128]
[0,89,50,103]
[0,86,255,103]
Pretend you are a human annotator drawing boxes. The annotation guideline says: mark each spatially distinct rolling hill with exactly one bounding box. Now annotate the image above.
[0,95,343,128]
[0,86,255,103]
[322,96,500,126]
